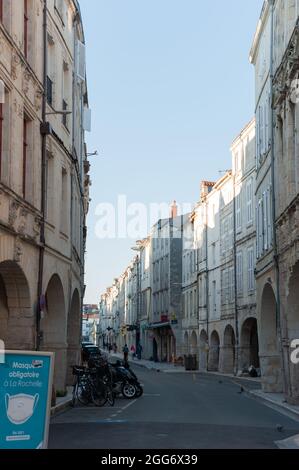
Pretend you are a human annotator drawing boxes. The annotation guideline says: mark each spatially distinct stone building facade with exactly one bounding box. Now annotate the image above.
[250,0,299,403]
[184,121,257,375]
[0,0,90,391]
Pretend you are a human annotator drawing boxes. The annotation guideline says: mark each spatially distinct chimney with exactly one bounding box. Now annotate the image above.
[170,200,178,219]
[200,181,215,199]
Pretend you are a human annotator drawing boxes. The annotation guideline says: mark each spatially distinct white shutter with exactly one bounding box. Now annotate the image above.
[264,100,269,152]
[83,108,91,132]
[258,199,263,256]
[263,191,268,251]
[247,247,254,292]
[237,252,243,295]
[267,187,272,248]
[259,105,264,155]
[247,179,253,224]
[236,193,241,231]
[256,113,260,163]
[77,41,86,81]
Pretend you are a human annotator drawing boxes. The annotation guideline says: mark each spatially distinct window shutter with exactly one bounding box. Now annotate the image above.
[267,187,272,248]
[77,40,86,81]
[263,191,268,251]
[236,192,241,231]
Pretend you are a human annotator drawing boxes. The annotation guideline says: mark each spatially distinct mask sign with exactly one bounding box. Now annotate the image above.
[0,351,54,449]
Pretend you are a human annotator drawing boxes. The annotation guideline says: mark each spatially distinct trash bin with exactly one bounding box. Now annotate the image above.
[184,355,192,371]
[190,354,199,371]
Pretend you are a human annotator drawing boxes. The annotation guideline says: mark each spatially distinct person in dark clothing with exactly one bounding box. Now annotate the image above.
[123,344,129,363]
[136,343,143,360]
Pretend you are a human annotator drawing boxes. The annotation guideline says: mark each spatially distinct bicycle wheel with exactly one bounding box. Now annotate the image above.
[106,385,115,407]
[77,381,91,406]
[71,382,78,407]
[91,380,108,407]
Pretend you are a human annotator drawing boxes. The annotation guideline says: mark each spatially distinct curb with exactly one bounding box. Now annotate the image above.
[51,398,72,417]
[240,388,299,423]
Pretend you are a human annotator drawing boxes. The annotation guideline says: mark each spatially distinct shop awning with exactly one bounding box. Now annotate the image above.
[147,322,171,329]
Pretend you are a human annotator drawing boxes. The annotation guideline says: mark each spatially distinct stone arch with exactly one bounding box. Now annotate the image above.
[199,329,208,371]
[240,317,259,371]
[0,260,34,349]
[184,331,189,355]
[259,283,283,393]
[208,330,220,371]
[220,325,235,374]
[41,274,67,391]
[287,262,299,402]
[66,288,81,385]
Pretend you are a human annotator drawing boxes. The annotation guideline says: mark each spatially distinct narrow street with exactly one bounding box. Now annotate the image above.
[49,367,299,449]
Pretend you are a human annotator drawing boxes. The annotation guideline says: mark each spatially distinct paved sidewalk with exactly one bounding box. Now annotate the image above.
[247,389,299,421]
[51,387,73,416]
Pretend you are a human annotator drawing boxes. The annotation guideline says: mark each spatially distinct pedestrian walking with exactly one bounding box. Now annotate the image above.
[130,344,136,359]
[136,343,143,360]
[123,344,129,363]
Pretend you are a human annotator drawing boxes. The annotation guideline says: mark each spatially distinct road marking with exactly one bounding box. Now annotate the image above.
[77,406,123,410]
[121,399,138,411]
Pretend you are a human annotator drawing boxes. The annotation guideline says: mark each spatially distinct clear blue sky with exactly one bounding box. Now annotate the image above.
[80,0,263,304]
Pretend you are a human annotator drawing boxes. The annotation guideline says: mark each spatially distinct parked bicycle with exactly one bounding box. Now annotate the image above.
[71,365,114,407]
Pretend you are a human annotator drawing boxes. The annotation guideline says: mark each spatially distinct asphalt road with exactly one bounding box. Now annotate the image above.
[49,367,299,449]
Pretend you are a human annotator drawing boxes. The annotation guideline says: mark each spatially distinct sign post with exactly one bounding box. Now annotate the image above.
[0,351,54,449]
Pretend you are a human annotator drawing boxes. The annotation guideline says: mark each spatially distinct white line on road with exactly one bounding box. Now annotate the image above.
[120,399,138,411]
[143,394,161,397]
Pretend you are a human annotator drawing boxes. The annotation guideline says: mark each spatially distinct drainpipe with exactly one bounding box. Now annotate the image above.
[233,173,239,376]
[36,0,48,351]
[269,0,289,397]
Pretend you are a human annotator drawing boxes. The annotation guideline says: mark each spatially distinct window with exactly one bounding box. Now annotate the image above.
[246,179,253,224]
[256,186,273,258]
[235,192,242,231]
[46,153,54,223]
[24,0,28,58]
[212,243,216,265]
[247,247,255,292]
[229,268,234,302]
[61,167,68,234]
[257,93,270,165]
[212,280,216,312]
[263,191,268,251]
[236,252,243,296]
[222,269,229,304]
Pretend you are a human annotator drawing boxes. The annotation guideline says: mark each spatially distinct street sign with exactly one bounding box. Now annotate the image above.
[0,351,54,449]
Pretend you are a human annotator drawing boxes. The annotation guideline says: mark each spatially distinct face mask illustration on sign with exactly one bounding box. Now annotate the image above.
[5,394,39,425]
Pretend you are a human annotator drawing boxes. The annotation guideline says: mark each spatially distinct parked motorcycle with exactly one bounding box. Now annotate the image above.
[110,360,143,399]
